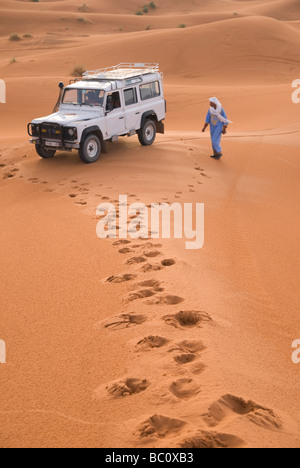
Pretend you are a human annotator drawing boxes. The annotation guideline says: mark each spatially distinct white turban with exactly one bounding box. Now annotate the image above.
[209,97,232,124]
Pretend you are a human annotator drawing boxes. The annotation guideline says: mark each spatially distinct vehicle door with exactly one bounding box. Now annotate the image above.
[123,87,141,131]
[105,91,126,137]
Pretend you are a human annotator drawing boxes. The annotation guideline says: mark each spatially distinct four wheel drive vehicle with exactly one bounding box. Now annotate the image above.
[27,63,166,164]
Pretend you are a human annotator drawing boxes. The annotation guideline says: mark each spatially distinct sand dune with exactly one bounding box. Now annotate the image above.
[1,16,300,82]
[0,0,277,15]
[243,0,300,20]
[0,0,300,449]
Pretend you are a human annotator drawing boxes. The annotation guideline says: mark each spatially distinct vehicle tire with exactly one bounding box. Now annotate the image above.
[79,134,101,164]
[138,119,157,146]
[35,145,56,159]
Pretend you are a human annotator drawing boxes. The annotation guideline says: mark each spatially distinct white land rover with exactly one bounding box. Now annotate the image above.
[27,63,166,164]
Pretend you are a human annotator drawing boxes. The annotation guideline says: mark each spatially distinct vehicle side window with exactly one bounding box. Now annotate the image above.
[124,88,138,106]
[106,91,121,111]
[140,81,160,101]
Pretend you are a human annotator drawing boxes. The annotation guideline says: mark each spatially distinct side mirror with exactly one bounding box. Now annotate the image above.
[58,82,64,89]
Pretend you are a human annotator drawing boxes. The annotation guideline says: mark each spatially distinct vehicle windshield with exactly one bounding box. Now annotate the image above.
[62,88,105,107]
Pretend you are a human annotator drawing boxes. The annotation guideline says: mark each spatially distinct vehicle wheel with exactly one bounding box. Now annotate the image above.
[79,134,101,164]
[35,145,56,159]
[138,119,157,146]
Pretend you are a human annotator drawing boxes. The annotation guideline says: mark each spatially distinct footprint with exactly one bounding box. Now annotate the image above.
[202,394,282,430]
[180,431,244,448]
[141,263,163,272]
[149,294,184,305]
[113,240,131,246]
[127,257,147,265]
[170,340,206,354]
[161,259,176,267]
[131,243,143,249]
[126,289,157,302]
[169,378,200,400]
[107,378,150,398]
[137,242,162,250]
[137,336,169,350]
[137,414,186,439]
[190,361,207,375]
[174,354,197,365]
[144,250,161,258]
[119,248,133,254]
[69,194,77,198]
[147,295,184,306]
[101,313,147,330]
[163,311,211,328]
[105,274,137,284]
[137,279,162,289]
[3,173,14,179]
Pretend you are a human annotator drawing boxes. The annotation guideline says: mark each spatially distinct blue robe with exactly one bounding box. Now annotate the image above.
[205,109,228,154]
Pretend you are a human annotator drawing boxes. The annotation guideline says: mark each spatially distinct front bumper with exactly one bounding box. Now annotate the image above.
[28,122,80,150]
[29,137,80,150]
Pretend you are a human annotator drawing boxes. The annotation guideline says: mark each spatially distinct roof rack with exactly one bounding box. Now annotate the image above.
[83,63,160,80]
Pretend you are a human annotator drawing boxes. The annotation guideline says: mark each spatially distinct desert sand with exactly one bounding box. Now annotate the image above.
[0,0,300,448]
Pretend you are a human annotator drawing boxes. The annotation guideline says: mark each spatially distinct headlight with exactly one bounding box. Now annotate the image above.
[64,127,77,140]
[29,123,39,136]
